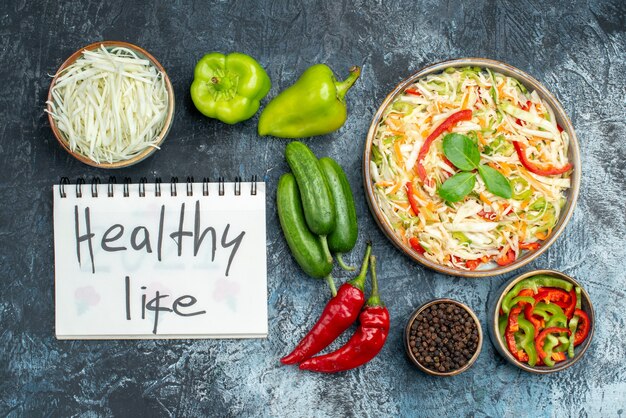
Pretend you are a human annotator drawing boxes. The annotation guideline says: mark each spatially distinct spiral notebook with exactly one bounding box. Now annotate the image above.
[53,177,267,339]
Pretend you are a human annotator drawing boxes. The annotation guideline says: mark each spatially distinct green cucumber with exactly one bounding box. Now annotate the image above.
[319,157,358,270]
[277,173,333,279]
[285,141,336,236]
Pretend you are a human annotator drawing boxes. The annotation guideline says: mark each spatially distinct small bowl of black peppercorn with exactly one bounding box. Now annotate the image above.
[405,298,483,376]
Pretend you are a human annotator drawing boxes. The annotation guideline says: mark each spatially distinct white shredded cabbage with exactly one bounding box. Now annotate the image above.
[46,45,169,164]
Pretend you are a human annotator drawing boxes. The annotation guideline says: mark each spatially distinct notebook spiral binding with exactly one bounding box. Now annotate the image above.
[59,176,258,198]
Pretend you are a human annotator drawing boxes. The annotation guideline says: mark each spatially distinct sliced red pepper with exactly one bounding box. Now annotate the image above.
[405,87,421,96]
[415,110,472,182]
[535,327,571,363]
[477,209,497,221]
[519,241,541,251]
[496,249,516,266]
[405,182,420,216]
[507,306,523,333]
[573,309,590,346]
[557,124,564,133]
[513,141,573,176]
[552,351,566,363]
[563,289,577,319]
[505,306,528,362]
[465,259,481,271]
[533,288,571,306]
[409,237,425,254]
[524,304,543,338]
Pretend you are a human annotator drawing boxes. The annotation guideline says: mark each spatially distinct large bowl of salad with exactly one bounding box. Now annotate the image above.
[363,58,581,277]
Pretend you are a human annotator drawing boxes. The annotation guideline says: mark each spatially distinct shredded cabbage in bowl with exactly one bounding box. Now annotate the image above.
[370,66,572,271]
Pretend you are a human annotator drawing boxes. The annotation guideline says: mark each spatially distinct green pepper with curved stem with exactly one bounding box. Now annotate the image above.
[258,65,360,138]
[191,52,271,124]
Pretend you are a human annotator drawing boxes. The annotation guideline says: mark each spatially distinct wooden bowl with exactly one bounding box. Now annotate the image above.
[487,269,594,373]
[362,58,581,277]
[46,41,175,169]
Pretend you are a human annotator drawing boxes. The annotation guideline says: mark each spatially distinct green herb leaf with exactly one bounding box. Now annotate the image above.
[438,172,476,202]
[477,164,512,199]
[442,133,480,171]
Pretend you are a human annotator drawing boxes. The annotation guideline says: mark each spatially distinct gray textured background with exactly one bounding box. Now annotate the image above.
[1,0,625,416]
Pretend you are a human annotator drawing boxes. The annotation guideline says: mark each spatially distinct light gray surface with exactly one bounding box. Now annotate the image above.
[1,0,625,416]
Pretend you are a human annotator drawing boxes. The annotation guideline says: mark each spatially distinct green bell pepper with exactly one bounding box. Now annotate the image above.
[190,52,271,124]
[258,64,360,138]
[542,334,560,367]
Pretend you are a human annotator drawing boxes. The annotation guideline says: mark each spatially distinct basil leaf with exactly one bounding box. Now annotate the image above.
[442,133,480,171]
[438,172,476,202]
[478,164,512,199]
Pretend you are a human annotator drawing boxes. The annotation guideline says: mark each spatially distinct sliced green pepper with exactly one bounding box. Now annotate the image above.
[510,296,535,307]
[501,276,574,314]
[392,101,416,114]
[554,336,570,353]
[484,135,514,156]
[498,315,508,344]
[371,145,383,166]
[568,315,579,358]
[258,64,360,138]
[518,316,538,366]
[190,52,271,124]
[452,231,472,244]
[533,302,566,317]
[511,177,532,200]
[543,334,560,367]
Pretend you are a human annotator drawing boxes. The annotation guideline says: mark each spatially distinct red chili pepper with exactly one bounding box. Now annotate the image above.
[519,241,541,251]
[405,181,420,216]
[513,141,573,176]
[496,249,516,266]
[415,110,472,182]
[573,309,590,346]
[280,244,372,365]
[409,237,425,254]
[299,255,390,373]
[563,289,577,319]
[505,306,528,362]
[405,87,421,96]
[535,327,571,363]
[477,209,497,221]
[533,288,571,307]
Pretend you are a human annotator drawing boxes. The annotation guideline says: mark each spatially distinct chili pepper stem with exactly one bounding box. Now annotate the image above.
[335,253,356,271]
[348,242,372,291]
[335,66,361,101]
[325,275,337,297]
[319,235,333,264]
[367,255,383,307]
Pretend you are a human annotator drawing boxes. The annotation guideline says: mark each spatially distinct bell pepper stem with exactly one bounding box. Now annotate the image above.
[325,275,337,298]
[335,66,361,101]
[348,242,372,290]
[319,235,333,264]
[336,253,356,271]
[367,255,383,307]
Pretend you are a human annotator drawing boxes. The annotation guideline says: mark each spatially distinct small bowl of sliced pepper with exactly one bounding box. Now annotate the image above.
[488,269,594,373]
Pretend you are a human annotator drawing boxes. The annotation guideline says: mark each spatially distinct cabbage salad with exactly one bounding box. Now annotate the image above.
[370,66,572,270]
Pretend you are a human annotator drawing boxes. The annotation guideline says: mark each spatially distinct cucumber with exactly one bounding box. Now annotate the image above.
[277,173,333,279]
[319,157,358,255]
[285,141,336,236]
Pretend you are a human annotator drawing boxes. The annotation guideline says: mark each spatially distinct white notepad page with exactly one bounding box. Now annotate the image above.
[53,181,267,339]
